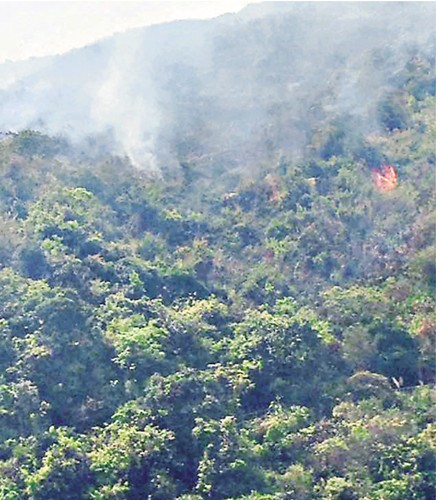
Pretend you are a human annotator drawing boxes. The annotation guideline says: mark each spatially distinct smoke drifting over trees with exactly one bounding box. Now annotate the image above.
[0,1,434,173]
[0,3,435,498]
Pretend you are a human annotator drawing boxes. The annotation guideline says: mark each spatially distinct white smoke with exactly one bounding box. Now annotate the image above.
[91,31,162,171]
[0,2,434,173]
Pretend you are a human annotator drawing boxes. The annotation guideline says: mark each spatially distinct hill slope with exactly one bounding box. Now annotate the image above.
[0,2,435,498]
[0,2,434,173]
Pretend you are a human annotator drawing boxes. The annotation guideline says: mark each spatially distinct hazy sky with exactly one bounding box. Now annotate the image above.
[0,1,255,64]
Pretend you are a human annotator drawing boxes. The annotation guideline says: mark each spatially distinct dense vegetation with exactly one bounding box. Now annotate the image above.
[0,52,435,499]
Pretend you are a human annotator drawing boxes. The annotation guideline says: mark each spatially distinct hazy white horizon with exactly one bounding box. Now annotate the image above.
[0,1,255,64]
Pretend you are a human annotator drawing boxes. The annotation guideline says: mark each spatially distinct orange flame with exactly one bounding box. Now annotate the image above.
[371,165,398,192]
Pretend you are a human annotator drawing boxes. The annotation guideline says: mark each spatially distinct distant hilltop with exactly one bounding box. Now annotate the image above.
[0,2,434,172]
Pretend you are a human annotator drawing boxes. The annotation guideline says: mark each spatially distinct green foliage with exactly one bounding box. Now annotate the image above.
[0,48,434,498]
[24,428,91,500]
[89,422,175,498]
[194,416,265,498]
[322,476,358,499]
[378,93,411,131]
[104,315,169,373]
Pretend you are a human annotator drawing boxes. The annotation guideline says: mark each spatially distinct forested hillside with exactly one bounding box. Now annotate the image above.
[0,2,435,171]
[0,3,435,499]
